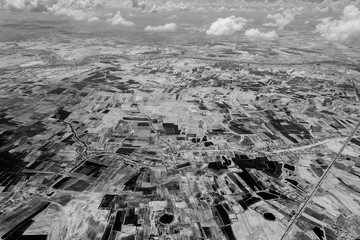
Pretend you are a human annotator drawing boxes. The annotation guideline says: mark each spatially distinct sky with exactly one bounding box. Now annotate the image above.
[0,0,359,46]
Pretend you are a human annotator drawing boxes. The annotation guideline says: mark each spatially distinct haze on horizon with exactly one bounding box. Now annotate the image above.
[0,0,359,48]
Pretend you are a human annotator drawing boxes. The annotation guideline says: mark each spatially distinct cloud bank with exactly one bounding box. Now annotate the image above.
[1,0,48,11]
[315,5,360,45]
[88,16,99,22]
[144,23,177,32]
[49,7,90,20]
[1,0,105,10]
[107,11,135,26]
[264,7,303,29]
[1,0,105,21]
[145,1,190,13]
[206,16,247,36]
[245,28,279,40]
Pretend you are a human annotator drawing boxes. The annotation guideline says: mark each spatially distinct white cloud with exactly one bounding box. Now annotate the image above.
[1,0,105,20]
[49,7,90,20]
[245,28,279,40]
[139,2,145,10]
[131,0,138,8]
[145,2,191,13]
[145,23,177,32]
[238,6,256,13]
[88,16,99,22]
[169,14,177,19]
[148,5,158,13]
[314,6,329,13]
[206,16,247,36]
[264,7,303,29]
[107,11,135,26]
[2,0,105,21]
[131,0,145,10]
[2,0,48,11]
[321,0,360,13]
[215,6,227,12]
[315,5,360,45]
[194,7,206,12]
[48,0,104,12]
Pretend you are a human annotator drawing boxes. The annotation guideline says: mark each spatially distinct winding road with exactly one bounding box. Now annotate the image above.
[55,106,89,156]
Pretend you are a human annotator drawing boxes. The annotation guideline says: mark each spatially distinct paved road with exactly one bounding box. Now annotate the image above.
[280,121,360,240]
[266,137,347,154]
